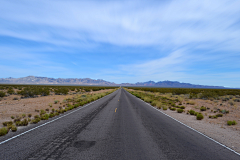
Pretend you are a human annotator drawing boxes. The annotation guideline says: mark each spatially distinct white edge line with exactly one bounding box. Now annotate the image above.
[0,90,118,145]
[127,91,240,157]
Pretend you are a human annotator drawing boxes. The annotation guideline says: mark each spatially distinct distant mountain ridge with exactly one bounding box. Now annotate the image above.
[0,76,116,86]
[0,76,225,88]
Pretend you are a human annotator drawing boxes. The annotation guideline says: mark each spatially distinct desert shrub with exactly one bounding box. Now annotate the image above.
[163,106,168,110]
[54,88,69,95]
[194,112,199,116]
[13,97,19,100]
[200,106,206,111]
[0,91,5,97]
[177,109,183,113]
[186,101,195,105]
[40,110,46,115]
[3,121,13,126]
[196,113,204,120]
[11,116,15,119]
[49,113,54,118]
[232,120,237,125]
[34,115,40,119]
[28,114,32,118]
[45,108,49,112]
[0,127,8,136]
[226,110,229,114]
[229,101,234,106]
[22,114,26,118]
[151,100,158,106]
[7,87,15,95]
[227,121,233,125]
[180,106,185,109]
[31,118,40,124]
[11,125,17,132]
[21,119,28,126]
[41,114,49,120]
[170,107,176,111]
[234,98,240,102]
[189,110,195,115]
[143,97,153,103]
[216,114,223,117]
[209,115,212,118]
[52,109,55,112]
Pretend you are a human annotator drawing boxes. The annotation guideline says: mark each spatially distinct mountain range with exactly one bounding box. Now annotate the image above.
[0,76,225,88]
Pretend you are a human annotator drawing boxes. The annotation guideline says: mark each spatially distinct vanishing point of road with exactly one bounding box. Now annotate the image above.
[0,88,239,160]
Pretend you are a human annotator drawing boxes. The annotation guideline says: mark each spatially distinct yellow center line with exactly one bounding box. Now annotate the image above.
[115,108,117,112]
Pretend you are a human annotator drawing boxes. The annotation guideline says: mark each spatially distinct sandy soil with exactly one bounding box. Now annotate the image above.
[162,109,240,153]
[0,89,113,127]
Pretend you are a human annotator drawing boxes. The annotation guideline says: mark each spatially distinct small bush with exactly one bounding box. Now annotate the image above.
[189,110,195,115]
[41,114,49,120]
[11,125,17,132]
[186,101,195,105]
[229,101,234,106]
[22,114,26,118]
[180,106,185,109]
[226,110,229,114]
[13,97,19,100]
[0,91,6,97]
[34,115,40,119]
[216,114,223,117]
[194,112,198,116]
[163,106,168,110]
[209,115,212,118]
[54,100,59,104]
[21,119,28,126]
[227,121,233,125]
[200,106,206,111]
[0,127,8,136]
[40,110,46,115]
[11,116,15,119]
[31,118,40,124]
[170,107,176,111]
[45,108,49,112]
[196,114,204,120]
[177,109,183,113]
[3,121,13,126]
[232,120,237,125]
[28,114,32,118]
[49,113,54,118]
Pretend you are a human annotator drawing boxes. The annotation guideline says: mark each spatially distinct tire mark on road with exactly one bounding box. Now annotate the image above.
[27,94,117,160]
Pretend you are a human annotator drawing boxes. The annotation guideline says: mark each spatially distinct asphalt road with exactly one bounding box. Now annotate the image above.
[0,88,239,160]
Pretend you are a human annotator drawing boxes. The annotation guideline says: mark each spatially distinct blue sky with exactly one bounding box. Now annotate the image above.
[1,0,240,87]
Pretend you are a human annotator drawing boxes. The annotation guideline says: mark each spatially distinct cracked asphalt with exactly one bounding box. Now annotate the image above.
[0,88,239,160]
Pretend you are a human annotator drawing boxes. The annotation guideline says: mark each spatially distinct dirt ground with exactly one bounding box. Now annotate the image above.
[0,89,113,127]
[178,98,240,130]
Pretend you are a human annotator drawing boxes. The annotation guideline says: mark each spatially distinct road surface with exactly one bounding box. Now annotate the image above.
[0,88,239,160]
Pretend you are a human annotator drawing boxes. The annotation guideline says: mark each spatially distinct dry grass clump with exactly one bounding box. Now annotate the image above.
[186,100,196,105]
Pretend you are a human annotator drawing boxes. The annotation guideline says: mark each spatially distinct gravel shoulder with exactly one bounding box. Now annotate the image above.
[161,108,240,153]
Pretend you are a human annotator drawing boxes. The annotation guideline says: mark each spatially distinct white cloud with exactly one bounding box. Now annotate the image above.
[0,0,240,49]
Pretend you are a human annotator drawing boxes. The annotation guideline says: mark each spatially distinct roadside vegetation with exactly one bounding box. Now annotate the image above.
[0,84,118,136]
[125,87,239,124]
